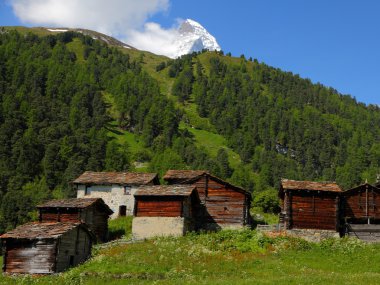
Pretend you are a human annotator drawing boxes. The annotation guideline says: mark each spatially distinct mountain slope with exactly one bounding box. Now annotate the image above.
[0,27,379,231]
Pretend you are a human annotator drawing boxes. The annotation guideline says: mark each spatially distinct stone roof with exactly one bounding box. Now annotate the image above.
[134,185,196,197]
[72,171,158,185]
[0,222,84,239]
[163,169,251,197]
[281,179,342,192]
[163,170,207,181]
[37,198,113,214]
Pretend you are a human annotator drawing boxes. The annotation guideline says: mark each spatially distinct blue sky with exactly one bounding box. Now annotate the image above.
[1,0,379,105]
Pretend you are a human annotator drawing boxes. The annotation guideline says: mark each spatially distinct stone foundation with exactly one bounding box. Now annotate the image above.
[285,228,340,242]
[132,217,190,240]
[200,223,247,231]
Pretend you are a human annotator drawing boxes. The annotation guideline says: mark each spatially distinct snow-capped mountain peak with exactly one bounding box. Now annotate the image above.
[172,19,221,58]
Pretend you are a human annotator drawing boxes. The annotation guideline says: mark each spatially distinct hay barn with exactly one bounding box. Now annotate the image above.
[279,179,342,231]
[163,170,252,230]
[1,222,94,274]
[132,185,200,239]
[37,198,113,242]
[341,183,380,241]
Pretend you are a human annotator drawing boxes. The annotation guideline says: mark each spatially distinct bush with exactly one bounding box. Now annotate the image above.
[253,188,280,213]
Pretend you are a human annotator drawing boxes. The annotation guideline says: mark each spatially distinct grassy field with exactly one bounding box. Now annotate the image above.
[1,230,380,285]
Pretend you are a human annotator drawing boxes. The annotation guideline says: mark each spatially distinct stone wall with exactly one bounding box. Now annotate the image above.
[132,217,189,240]
[201,223,247,231]
[77,184,137,219]
[285,228,340,242]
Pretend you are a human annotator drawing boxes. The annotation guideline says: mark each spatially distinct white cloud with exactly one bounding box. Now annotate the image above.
[9,0,186,57]
[127,22,179,58]
[10,0,170,37]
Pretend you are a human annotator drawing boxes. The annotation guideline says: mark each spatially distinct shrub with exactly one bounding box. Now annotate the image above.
[253,188,280,213]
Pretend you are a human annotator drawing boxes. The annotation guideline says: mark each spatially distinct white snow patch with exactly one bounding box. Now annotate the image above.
[47,28,68,32]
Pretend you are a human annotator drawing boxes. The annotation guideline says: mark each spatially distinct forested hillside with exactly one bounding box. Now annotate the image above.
[165,52,380,191]
[0,29,379,231]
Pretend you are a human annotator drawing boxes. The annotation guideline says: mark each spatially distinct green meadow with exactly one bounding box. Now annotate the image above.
[1,229,380,285]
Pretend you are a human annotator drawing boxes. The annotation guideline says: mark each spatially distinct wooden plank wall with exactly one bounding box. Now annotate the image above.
[83,206,109,242]
[40,209,79,223]
[135,198,183,217]
[4,239,56,274]
[347,224,380,242]
[204,179,246,226]
[291,192,337,230]
[55,227,92,272]
[194,176,207,202]
[40,206,109,243]
[342,186,380,222]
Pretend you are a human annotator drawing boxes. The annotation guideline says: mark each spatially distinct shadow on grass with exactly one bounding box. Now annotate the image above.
[108,216,133,240]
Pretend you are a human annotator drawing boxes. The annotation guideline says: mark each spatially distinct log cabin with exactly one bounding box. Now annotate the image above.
[132,185,200,239]
[341,183,380,241]
[1,222,95,274]
[74,171,159,219]
[37,198,113,242]
[163,170,252,230]
[279,179,342,231]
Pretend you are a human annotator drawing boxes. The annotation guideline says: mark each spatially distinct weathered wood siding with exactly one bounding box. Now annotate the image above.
[346,224,380,242]
[342,185,380,223]
[135,197,183,217]
[4,239,56,274]
[40,206,109,242]
[165,174,250,229]
[290,192,338,230]
[193,176,207,202]
[203,178,247,226]
[40,210,79,223]
[55,227,92,272]
[82,207,109,242]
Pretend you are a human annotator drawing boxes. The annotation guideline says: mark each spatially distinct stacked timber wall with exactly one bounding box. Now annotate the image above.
[55,227,92,272]
[202,178,247,230]
[3,239,56,274]
[290,192,339,231]
[135,197,183,217]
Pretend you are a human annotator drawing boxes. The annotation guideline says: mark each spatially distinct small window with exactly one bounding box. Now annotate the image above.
[85,185,92,195]
[124,186,131,195]
[119,205,127,216]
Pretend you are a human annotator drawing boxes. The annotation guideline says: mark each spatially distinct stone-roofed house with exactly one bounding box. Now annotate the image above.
[73,171,159,219]
[37,198,113,242]
[1,222,95,274]
[279,179,343,231]
[163,170,252,230]
[132,185,200,239]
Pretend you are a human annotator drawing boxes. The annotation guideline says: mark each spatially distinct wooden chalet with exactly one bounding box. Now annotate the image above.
[37,198,113,242]
[73,171,159,218]
[132,185,200,239]
[163,170,252,230]
[279,179,342,231]
[341,183,380,241]
[1,222,95,274]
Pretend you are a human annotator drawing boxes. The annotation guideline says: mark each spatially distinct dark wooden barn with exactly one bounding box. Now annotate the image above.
[163,170,252,230]
[341,183,380,241]
[37,198,113,242]
[1,222,95,274]
[279,179,342,231]
[132,185,200,239]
